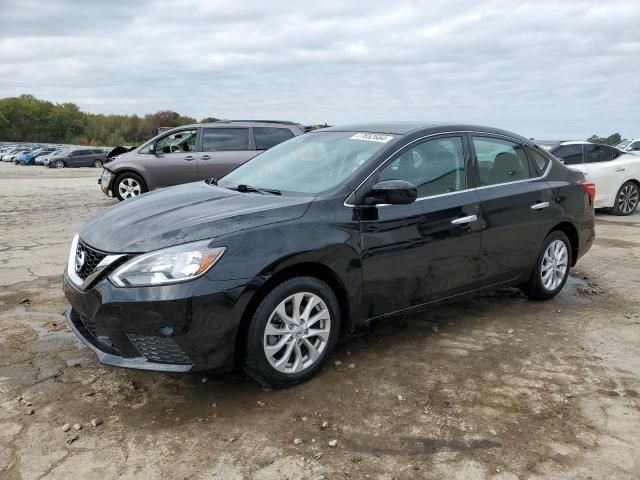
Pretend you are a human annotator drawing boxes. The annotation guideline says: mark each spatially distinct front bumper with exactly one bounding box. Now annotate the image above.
[63,270,250,373]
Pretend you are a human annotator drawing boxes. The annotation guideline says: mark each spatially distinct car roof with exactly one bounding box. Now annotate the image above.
[178,120,303,129]
[318,122,531,142]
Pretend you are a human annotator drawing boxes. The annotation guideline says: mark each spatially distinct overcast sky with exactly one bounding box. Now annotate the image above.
[0,0,639,139]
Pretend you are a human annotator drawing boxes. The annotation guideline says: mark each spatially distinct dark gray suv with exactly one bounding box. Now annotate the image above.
[48,149,107,169]
[100,121,304,200]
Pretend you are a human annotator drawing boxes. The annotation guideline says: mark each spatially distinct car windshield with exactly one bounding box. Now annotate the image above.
[220,131,396,194]
[616,140,630,149]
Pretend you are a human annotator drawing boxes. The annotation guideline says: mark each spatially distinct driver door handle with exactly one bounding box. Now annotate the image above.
[184,156,195,161]
[615,167,626,172]
[200,155,211,160]
[451,215,478,225]
[531,202,550,210]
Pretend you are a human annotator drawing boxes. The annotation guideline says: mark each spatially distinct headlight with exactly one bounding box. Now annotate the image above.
[101,169,113,183]
[109,241,225,287]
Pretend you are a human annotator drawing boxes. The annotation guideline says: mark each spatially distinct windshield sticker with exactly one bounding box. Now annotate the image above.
[350,132,394,143]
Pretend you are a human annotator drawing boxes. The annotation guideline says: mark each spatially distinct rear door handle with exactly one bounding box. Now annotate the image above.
[531,202,550,210]
[184,156,195,161]
[451,215,478,225]
[615,167,626,172]
[200,155,211,160]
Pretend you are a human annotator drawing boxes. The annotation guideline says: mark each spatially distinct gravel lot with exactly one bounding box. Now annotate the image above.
[1,162,639,480]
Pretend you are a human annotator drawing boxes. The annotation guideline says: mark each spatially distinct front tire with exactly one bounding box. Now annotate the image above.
[114,172,147,201]
[93,159,103,168]
[242,277,341,388]
[520,231,571,301]
[54,160,65,168]
[611,181,639,216]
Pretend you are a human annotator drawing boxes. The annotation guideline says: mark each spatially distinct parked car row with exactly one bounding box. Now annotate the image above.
[0,143,111,168]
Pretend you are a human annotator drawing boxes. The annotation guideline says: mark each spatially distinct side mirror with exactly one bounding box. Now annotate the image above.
[366,180,417,205]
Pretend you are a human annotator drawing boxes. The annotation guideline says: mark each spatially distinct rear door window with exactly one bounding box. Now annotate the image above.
[585,144,613,163]
[552,145,583,165]
[202,128,250,151]
[472,137,532,186]
[253,127,295,150]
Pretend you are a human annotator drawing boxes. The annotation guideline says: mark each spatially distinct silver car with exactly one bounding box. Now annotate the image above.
[99,121,304,200]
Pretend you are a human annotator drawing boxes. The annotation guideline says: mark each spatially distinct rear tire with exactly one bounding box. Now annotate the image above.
[114,172,147,201]
[242,277,341,388]
[611,181,639,216]
[520,231,572,301]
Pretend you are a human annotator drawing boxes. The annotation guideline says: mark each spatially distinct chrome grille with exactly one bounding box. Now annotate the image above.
[127,334,192,365]
[75,240,108,280]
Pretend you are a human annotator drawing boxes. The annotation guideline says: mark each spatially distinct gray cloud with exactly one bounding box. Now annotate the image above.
[0,0,639,138]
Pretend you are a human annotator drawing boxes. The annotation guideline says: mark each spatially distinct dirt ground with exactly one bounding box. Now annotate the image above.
[0,162,639,480]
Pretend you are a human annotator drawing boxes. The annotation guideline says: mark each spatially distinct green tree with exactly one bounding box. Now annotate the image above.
[587,133,622,146]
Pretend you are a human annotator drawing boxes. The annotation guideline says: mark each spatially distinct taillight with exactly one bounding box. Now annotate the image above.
[580,181,596,203]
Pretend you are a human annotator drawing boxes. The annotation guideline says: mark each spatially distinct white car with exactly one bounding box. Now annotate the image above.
[549,141,639,215]
[616,139,640,156]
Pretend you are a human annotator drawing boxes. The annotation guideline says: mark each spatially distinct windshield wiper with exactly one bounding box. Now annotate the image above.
[205,177,219,185]
[235,184,281,196]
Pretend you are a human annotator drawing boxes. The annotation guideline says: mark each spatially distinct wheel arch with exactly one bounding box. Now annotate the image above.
[233,261,352,363]
[549,221,579,266]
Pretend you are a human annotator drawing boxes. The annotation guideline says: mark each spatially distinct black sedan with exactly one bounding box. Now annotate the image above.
[63,122,595,388]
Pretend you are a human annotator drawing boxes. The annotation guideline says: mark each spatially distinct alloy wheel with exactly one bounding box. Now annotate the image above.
[55,160,64,168]
[118,178,141,199]
[540,240,568,291]
[617,184,639,215]
[263,292,331,374]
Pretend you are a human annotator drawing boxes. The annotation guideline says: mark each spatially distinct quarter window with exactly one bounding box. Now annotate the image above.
[552,145,583,165]
[524,146,549,175]
[585,144,612,163]
[202,128,250,151]
[378,136,466,197]
[473,137,532,186]
[254,127,295,150]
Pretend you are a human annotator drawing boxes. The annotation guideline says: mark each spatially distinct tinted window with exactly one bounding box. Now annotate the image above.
[630,141,640,151]
[378,136,466,197]
[254,127,295,150]
[611,147,622,159]
[585,144,612,163]
[552,145,583,165]
[472,137,532,186]
[525,146,549,175]
[202,128,250,151]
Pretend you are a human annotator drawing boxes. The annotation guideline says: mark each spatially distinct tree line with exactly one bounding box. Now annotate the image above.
[0,94,212,146]
[0,94,626,148]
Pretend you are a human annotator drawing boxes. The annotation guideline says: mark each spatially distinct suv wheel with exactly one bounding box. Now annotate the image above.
[93,159,103,168]
[54,160,65,168]
[242,277,340,388]
[114,172,147,200]
[520,231,571,301]
[611,181,639,216]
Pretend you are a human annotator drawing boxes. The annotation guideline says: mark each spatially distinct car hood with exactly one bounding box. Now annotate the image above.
[79,182,314,252]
